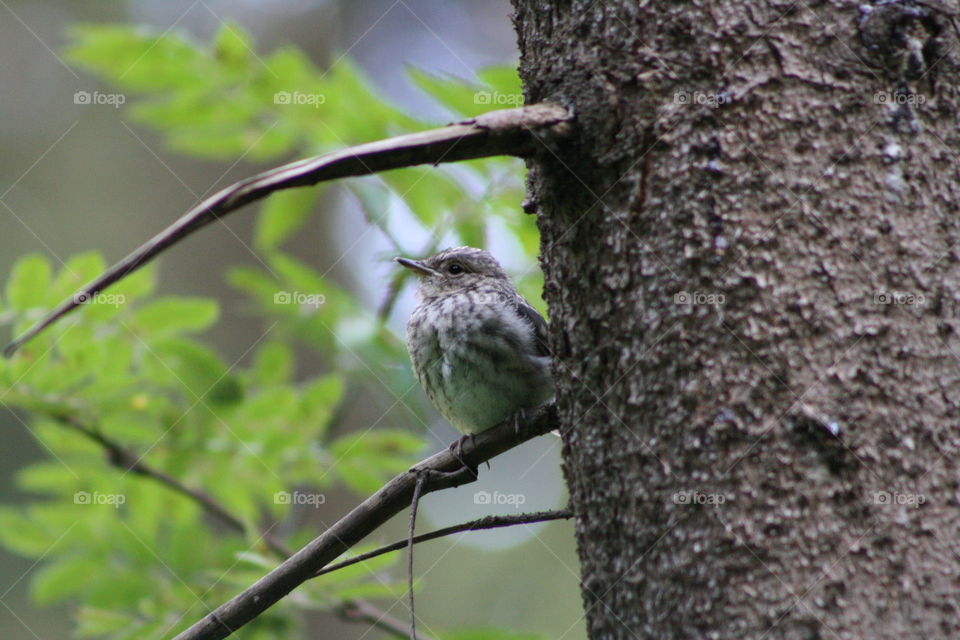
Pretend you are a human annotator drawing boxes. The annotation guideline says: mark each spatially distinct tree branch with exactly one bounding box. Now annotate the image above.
[172,402,558,640]
[314,508,573,579]
[57,414,292,557]
[51,413,416,639]
[334,599,428,640]
[3,104,571,357]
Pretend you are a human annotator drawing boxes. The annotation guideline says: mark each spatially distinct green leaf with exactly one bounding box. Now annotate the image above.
[269,253,326,293]
[409,67,484,117]
[57,324,105,371]
[458,216,486,248]
[409,64,523,119]
[65,23,296,161]
[31,555,101,605]
[262,47,314,91]
[235,551,278,571]
[243,387,298,422]
[17,462,80,496]
[477,65,523,97]
[227,265,282,301]
[140,337,241,405]
[97,334,135,378]
[349,182,391,233]
[0,507,57,557]
[49,251,107,301]
[334,460,387,495]
[66,24,209,92]
[110,262,156,300]
[6,253,52,310]
[254,188,318,251]
[330,430,423,494]
[252,341,294,386]
[300,375,343,425]
[130,297,219,336]
[213,22,252,70]
[313,60,417,141]
[76,607,133,637]
[384,167,466,227]
[158,120,270,159]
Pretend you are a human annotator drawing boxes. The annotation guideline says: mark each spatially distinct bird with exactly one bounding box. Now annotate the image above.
[395,247,553,453]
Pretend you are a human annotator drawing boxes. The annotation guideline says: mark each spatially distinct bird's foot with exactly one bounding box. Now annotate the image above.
[510,407,530,435]
[448,434,479,478]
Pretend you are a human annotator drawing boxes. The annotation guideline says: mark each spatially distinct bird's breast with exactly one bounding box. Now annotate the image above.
[405,291,552,433]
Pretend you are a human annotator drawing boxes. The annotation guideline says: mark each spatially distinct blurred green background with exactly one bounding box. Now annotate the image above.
[0,1,583,639]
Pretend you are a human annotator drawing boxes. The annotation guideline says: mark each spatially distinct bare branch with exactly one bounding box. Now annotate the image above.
[3,104,571,357]
[172,402,558,640]
[314,508,573,579]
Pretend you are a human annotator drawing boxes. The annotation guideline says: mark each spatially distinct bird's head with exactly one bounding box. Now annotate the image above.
[395,246,509,298]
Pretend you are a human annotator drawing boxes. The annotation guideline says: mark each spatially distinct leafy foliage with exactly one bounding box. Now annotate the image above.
[0,20,548,640]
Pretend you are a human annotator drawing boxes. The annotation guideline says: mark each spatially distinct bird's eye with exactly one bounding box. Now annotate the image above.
[447,263,464,275]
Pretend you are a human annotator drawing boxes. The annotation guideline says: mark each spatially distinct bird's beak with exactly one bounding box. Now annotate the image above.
[394,257,439,277]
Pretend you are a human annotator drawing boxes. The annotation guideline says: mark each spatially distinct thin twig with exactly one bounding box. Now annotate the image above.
[376,270,408,322]
[377,237,442,321]
[314,509,573,579]
[57,415,291,556]
[172,402,557,640]
[335,600,428,640]
[3,104,571,357]
[408,471,428,640]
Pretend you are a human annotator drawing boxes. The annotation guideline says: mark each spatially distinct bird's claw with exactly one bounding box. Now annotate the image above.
[448,434,479,478]
[511,408,529,435]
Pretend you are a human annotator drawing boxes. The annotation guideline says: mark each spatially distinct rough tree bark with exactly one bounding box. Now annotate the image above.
[512,1,960,638]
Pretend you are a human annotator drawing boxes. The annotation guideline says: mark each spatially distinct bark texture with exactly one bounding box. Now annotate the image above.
[511,1,960,638]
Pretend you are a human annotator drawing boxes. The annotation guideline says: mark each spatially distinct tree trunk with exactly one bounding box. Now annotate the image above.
[511,1,960,637]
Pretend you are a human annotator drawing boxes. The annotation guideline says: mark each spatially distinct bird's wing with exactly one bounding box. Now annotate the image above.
[514,298,551,357]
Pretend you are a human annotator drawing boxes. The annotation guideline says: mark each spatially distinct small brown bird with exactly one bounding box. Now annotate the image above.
[396,247,553,444]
